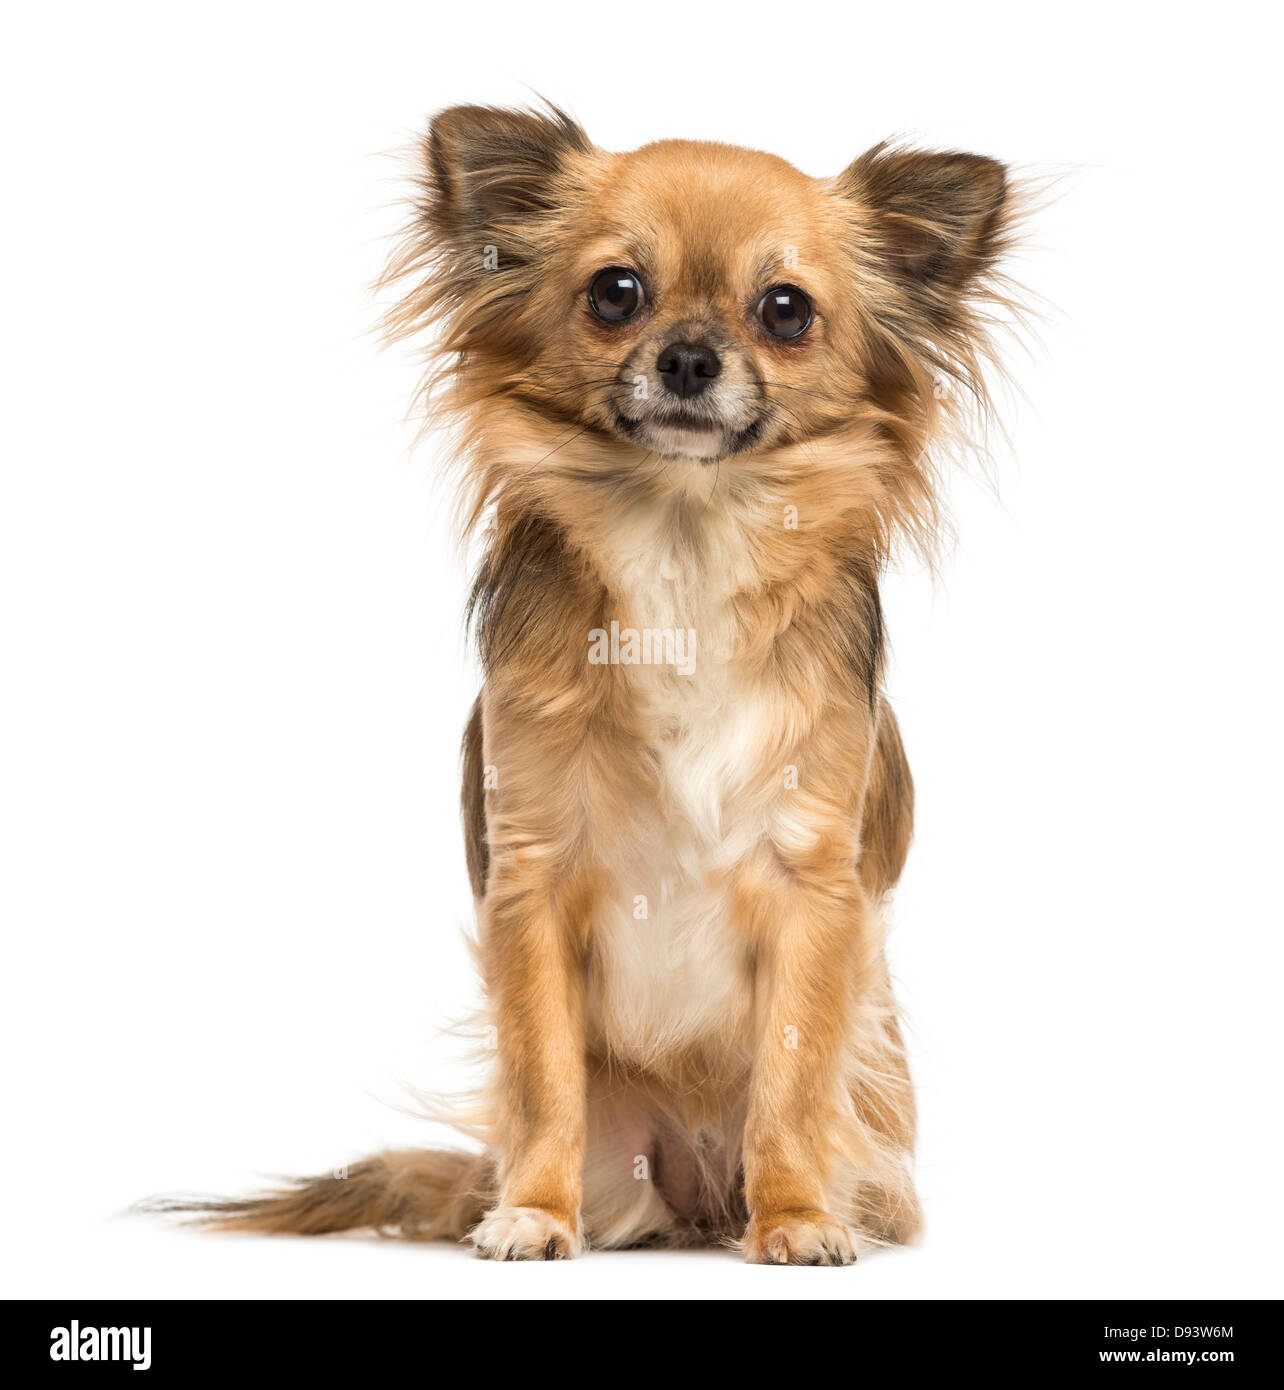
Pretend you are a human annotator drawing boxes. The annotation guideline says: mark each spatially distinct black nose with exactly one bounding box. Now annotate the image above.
[656,342,721,399]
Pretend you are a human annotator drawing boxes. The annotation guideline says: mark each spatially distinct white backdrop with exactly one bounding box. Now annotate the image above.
[3,1,1280,1300]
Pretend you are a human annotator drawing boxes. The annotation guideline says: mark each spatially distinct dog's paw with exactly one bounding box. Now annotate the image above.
[742,1209,861,1266]
[470,1205,582,1261]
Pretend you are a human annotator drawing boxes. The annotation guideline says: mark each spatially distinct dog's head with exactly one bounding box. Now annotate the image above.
[387,105,1015,531]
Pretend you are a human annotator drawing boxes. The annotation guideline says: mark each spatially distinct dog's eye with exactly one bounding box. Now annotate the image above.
[757,286,813,339]
[588,267,645,323]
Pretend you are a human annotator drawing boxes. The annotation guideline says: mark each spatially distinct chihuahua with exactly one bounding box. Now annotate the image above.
[179,105,1019,1263]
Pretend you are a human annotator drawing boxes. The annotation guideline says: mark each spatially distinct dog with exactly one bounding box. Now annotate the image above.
[169,104,1021,1263]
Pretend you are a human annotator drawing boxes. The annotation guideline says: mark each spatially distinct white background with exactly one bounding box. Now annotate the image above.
[3,1,1281,1301]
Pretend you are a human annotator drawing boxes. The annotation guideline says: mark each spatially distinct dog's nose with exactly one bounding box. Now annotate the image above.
[656,342,721,399]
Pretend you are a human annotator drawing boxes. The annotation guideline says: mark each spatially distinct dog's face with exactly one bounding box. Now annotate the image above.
[400,106,1010,474]
[558,142,859,462]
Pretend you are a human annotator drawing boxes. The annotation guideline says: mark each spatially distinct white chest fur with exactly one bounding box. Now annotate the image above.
[583,493,774,1063]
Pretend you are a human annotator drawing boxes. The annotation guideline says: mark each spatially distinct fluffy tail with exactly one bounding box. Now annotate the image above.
[147,1148,494,1241]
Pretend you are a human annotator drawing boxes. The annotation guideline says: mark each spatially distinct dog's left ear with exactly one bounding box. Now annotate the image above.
[840,145,1008,292]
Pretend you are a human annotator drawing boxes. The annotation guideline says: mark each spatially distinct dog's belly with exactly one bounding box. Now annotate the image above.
[585,692,768,1064]
[587,850,752,1063]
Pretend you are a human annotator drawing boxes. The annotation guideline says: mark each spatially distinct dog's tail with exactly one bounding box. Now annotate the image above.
[146,1148,494,1241]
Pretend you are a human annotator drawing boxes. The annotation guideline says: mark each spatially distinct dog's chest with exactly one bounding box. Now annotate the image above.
[584,503,772,1060]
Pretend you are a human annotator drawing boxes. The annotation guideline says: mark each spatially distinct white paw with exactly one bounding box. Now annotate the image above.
[743,1209,863,1266]
[470,1205,582,1261]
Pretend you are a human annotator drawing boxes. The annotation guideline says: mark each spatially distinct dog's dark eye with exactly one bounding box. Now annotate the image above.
[757,285,813,339]
[588,267,645,322]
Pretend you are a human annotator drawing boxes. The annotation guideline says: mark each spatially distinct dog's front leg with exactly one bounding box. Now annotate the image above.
[740,861,869,1266]
[471,858,588,1260]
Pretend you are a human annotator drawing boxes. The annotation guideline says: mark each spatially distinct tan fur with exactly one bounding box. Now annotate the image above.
[160,105,1023,1263]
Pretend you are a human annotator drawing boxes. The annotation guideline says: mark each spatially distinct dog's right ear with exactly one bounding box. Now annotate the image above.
[425,104,591,240]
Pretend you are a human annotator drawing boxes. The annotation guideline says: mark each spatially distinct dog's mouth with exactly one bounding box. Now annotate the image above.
[610,406,766,462]
[642,412,726,460]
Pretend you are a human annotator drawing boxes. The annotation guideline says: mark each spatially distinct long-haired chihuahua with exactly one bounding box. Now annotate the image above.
[167,104,1023,1264]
